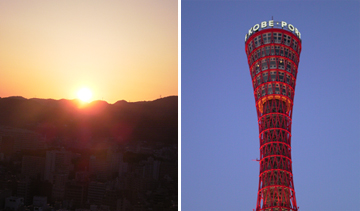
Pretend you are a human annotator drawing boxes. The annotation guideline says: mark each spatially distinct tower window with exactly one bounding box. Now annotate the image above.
[262,85,266,96]
[279,72,285,82]
[275,84,280,94]
[275,46,280,55]
[282,85,287,95]
[270,58,276,69]
[262,34,267,44]
[268,84,273,94]
[256,63,260,74]
[263,33,271,44]
[286,63,292,72]
[274,33,282,44]
[286,74,291,84]
[251,66,256,78]
[293,67,297,78]
[262,59,268,70]
[263,72,268,83]
[262,48,265,57]
[270,71,276,81]
[284,35,291,46]
[292,40,298,51]
[265,46,270,56]
[288,51,292,60]
[280,47,284,56]
[248,41,253,52]
[278,59,285,70]
[255,36,261,47]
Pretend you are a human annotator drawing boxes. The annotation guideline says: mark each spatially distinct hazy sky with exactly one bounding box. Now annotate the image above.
[182,1,359,211]
[0,0,177,103]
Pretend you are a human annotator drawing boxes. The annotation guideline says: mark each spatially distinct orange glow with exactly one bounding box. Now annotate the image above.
[0,0,178,103]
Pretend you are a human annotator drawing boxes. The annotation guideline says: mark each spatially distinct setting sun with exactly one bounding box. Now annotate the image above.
[77,88,92,103]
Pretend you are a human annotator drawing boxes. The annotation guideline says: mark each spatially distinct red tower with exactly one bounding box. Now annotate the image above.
[245,20,302,211]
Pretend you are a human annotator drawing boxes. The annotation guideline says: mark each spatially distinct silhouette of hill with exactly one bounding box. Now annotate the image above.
[0,96,178,145]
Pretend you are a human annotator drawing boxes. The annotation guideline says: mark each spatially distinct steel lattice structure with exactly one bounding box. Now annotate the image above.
[245,21,302,211]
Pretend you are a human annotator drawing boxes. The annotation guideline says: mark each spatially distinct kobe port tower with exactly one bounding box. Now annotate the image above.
[245,20,302,211]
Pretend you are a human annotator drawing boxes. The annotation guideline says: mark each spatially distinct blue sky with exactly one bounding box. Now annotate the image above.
[181,1,360,210]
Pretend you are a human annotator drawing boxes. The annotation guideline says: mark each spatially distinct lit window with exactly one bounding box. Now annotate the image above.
[278,59,284,70]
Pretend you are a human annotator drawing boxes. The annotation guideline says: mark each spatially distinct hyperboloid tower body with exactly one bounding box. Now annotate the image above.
[245,20,302,211]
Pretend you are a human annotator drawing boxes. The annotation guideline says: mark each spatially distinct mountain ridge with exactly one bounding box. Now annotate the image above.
[0,96,178,145]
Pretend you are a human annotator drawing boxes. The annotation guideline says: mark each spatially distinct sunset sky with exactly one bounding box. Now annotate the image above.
[0,0,178,104]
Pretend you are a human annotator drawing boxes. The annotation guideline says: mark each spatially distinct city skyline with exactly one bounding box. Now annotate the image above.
[0,96,178,210]
[0,0,178,104]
